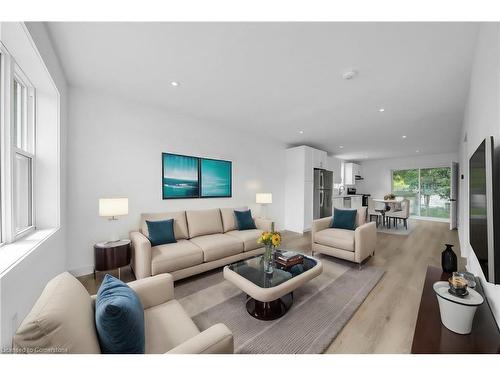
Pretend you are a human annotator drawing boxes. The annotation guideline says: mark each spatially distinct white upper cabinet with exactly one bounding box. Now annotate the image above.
[326,156,342,183]
[344,162,363,185]
[312,148,327,169]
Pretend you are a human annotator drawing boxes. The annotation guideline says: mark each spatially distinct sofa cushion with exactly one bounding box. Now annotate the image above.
[144,299,200,354]
[141,211,188,240]
[331,208,357,230]
[314,228,355,252]
[234,209,257,230]
[220,207,248,232]
[151,240,203,275]
[189,233,243,262]
[12,272,101,354]
[95,274,145,354]
[186,209,223,238]
[226,229,262,251]
[146,219,176,246]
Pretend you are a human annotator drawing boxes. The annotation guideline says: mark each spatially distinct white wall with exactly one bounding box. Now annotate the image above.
[0,23,67,349]
[459,23,500,327]
[67,87,287,275]
[356,152,459,198]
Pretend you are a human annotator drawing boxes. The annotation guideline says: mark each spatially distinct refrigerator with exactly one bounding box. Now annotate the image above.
[313,169,333,219]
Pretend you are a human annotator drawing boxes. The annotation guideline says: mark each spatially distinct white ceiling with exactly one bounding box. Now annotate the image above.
[45,22,479,160]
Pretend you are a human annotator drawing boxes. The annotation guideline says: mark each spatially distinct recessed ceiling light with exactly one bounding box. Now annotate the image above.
[339,145,344,149]
[170,81,180,87]
[402,135,407,139]
[416,150,420,153]
[379,108,385,112]
[299,130,304,134]
[342,70,358,80]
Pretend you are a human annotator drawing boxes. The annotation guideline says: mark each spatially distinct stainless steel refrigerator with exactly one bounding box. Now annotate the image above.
[313,169,333,219]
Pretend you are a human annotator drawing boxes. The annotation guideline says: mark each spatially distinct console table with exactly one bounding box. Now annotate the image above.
[411,265,500,353]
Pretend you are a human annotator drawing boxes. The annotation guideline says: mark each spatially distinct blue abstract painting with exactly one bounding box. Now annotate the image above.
[201,159,232,197]
[162,153,199,199]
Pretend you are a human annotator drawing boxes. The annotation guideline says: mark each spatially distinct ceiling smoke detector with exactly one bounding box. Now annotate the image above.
[342,70,358,80]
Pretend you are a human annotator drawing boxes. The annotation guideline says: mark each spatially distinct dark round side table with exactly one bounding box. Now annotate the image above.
[94,239,131,280]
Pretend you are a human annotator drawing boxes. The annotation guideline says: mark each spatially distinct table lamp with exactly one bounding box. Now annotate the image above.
[99,198,128,242]
[256,193,272,219]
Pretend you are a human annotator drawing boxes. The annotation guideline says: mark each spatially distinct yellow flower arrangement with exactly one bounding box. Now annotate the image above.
[258,230,281,248]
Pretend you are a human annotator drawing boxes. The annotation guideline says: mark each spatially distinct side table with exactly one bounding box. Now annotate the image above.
[94,239,131,280]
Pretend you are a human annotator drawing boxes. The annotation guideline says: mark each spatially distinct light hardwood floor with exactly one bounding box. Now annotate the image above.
[279,219,462,353]
[79,219,462,353]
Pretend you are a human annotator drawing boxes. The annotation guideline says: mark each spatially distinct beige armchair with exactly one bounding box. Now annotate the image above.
[13,272,233,354]
[311,207,377,267]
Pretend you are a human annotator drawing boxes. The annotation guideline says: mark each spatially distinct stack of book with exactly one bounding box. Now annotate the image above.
[275,251,304,268]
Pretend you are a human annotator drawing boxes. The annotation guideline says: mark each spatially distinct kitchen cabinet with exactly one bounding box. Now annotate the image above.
[312,148,327,169]
[351,196,363,209]
[326,156,342,183]
[332,197,344,210]
[344,162,363,185]
[285,145,329,233]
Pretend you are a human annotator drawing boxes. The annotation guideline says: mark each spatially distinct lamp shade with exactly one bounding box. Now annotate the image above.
[99,198,129,217]
[256,193,272,204]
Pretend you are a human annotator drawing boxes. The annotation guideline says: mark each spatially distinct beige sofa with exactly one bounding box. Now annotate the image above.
[13,272,233,354]
[130,208,273,280]
[311,207,377,266]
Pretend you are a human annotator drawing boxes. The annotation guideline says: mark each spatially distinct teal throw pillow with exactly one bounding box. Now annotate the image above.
[146,219,176,246]
[234,209,257,230]
[95,274,145,354]
[331,208,357,231]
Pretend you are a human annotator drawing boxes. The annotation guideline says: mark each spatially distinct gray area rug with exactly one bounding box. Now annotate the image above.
[175,256,384,354]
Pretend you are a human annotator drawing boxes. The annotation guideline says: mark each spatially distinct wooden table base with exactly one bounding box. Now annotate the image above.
[246,293,293,320]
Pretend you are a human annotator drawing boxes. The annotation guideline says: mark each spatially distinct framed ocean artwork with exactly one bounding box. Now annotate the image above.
[200,158,232,198]
[162,153,200,199]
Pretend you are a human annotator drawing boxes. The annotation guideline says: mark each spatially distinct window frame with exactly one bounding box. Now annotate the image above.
[12,65,36,239]
[0,41,37,244]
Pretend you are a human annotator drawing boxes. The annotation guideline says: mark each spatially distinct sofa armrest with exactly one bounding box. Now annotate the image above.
[130,231,152,279]
[166,323,234,354]
[311,217,331,243]
[254,217,274,232]
[127,273,175,309]
[354,222,377,263]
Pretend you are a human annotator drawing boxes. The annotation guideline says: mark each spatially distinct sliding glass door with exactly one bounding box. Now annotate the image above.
[392,167,451,220]
[392,169,419,216]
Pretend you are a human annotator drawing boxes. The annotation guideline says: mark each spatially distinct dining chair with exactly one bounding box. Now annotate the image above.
[367,197,383,227]
[386,198,410,229]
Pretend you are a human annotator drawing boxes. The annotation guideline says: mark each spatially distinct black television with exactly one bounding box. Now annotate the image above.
[469,136,498,283]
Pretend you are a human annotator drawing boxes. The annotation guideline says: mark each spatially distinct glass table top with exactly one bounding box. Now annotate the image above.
[227,250,318,289]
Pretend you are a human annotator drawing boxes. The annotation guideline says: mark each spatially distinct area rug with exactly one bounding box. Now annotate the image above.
[175,256,384,354]
[377,222,414,236]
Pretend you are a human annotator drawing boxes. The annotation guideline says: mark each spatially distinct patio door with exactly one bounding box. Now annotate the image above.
[392,167,452,220]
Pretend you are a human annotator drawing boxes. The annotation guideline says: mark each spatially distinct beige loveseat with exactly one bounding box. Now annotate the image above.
[130,208,273,280]
[13,272,233,354]
[311,207,377,266]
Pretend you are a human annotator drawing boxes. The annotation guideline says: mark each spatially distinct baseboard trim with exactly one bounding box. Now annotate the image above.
[69,265,94,277]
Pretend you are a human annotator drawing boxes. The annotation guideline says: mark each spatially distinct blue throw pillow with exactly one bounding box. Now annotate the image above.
[234,209,257,230]
[95,274,145,354]
[146,219,176,246]
[331,208,357,230]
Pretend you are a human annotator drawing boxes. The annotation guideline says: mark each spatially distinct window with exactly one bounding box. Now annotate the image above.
[0,41,37,244]
[12,73,35,236]
[391,167,451,219]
